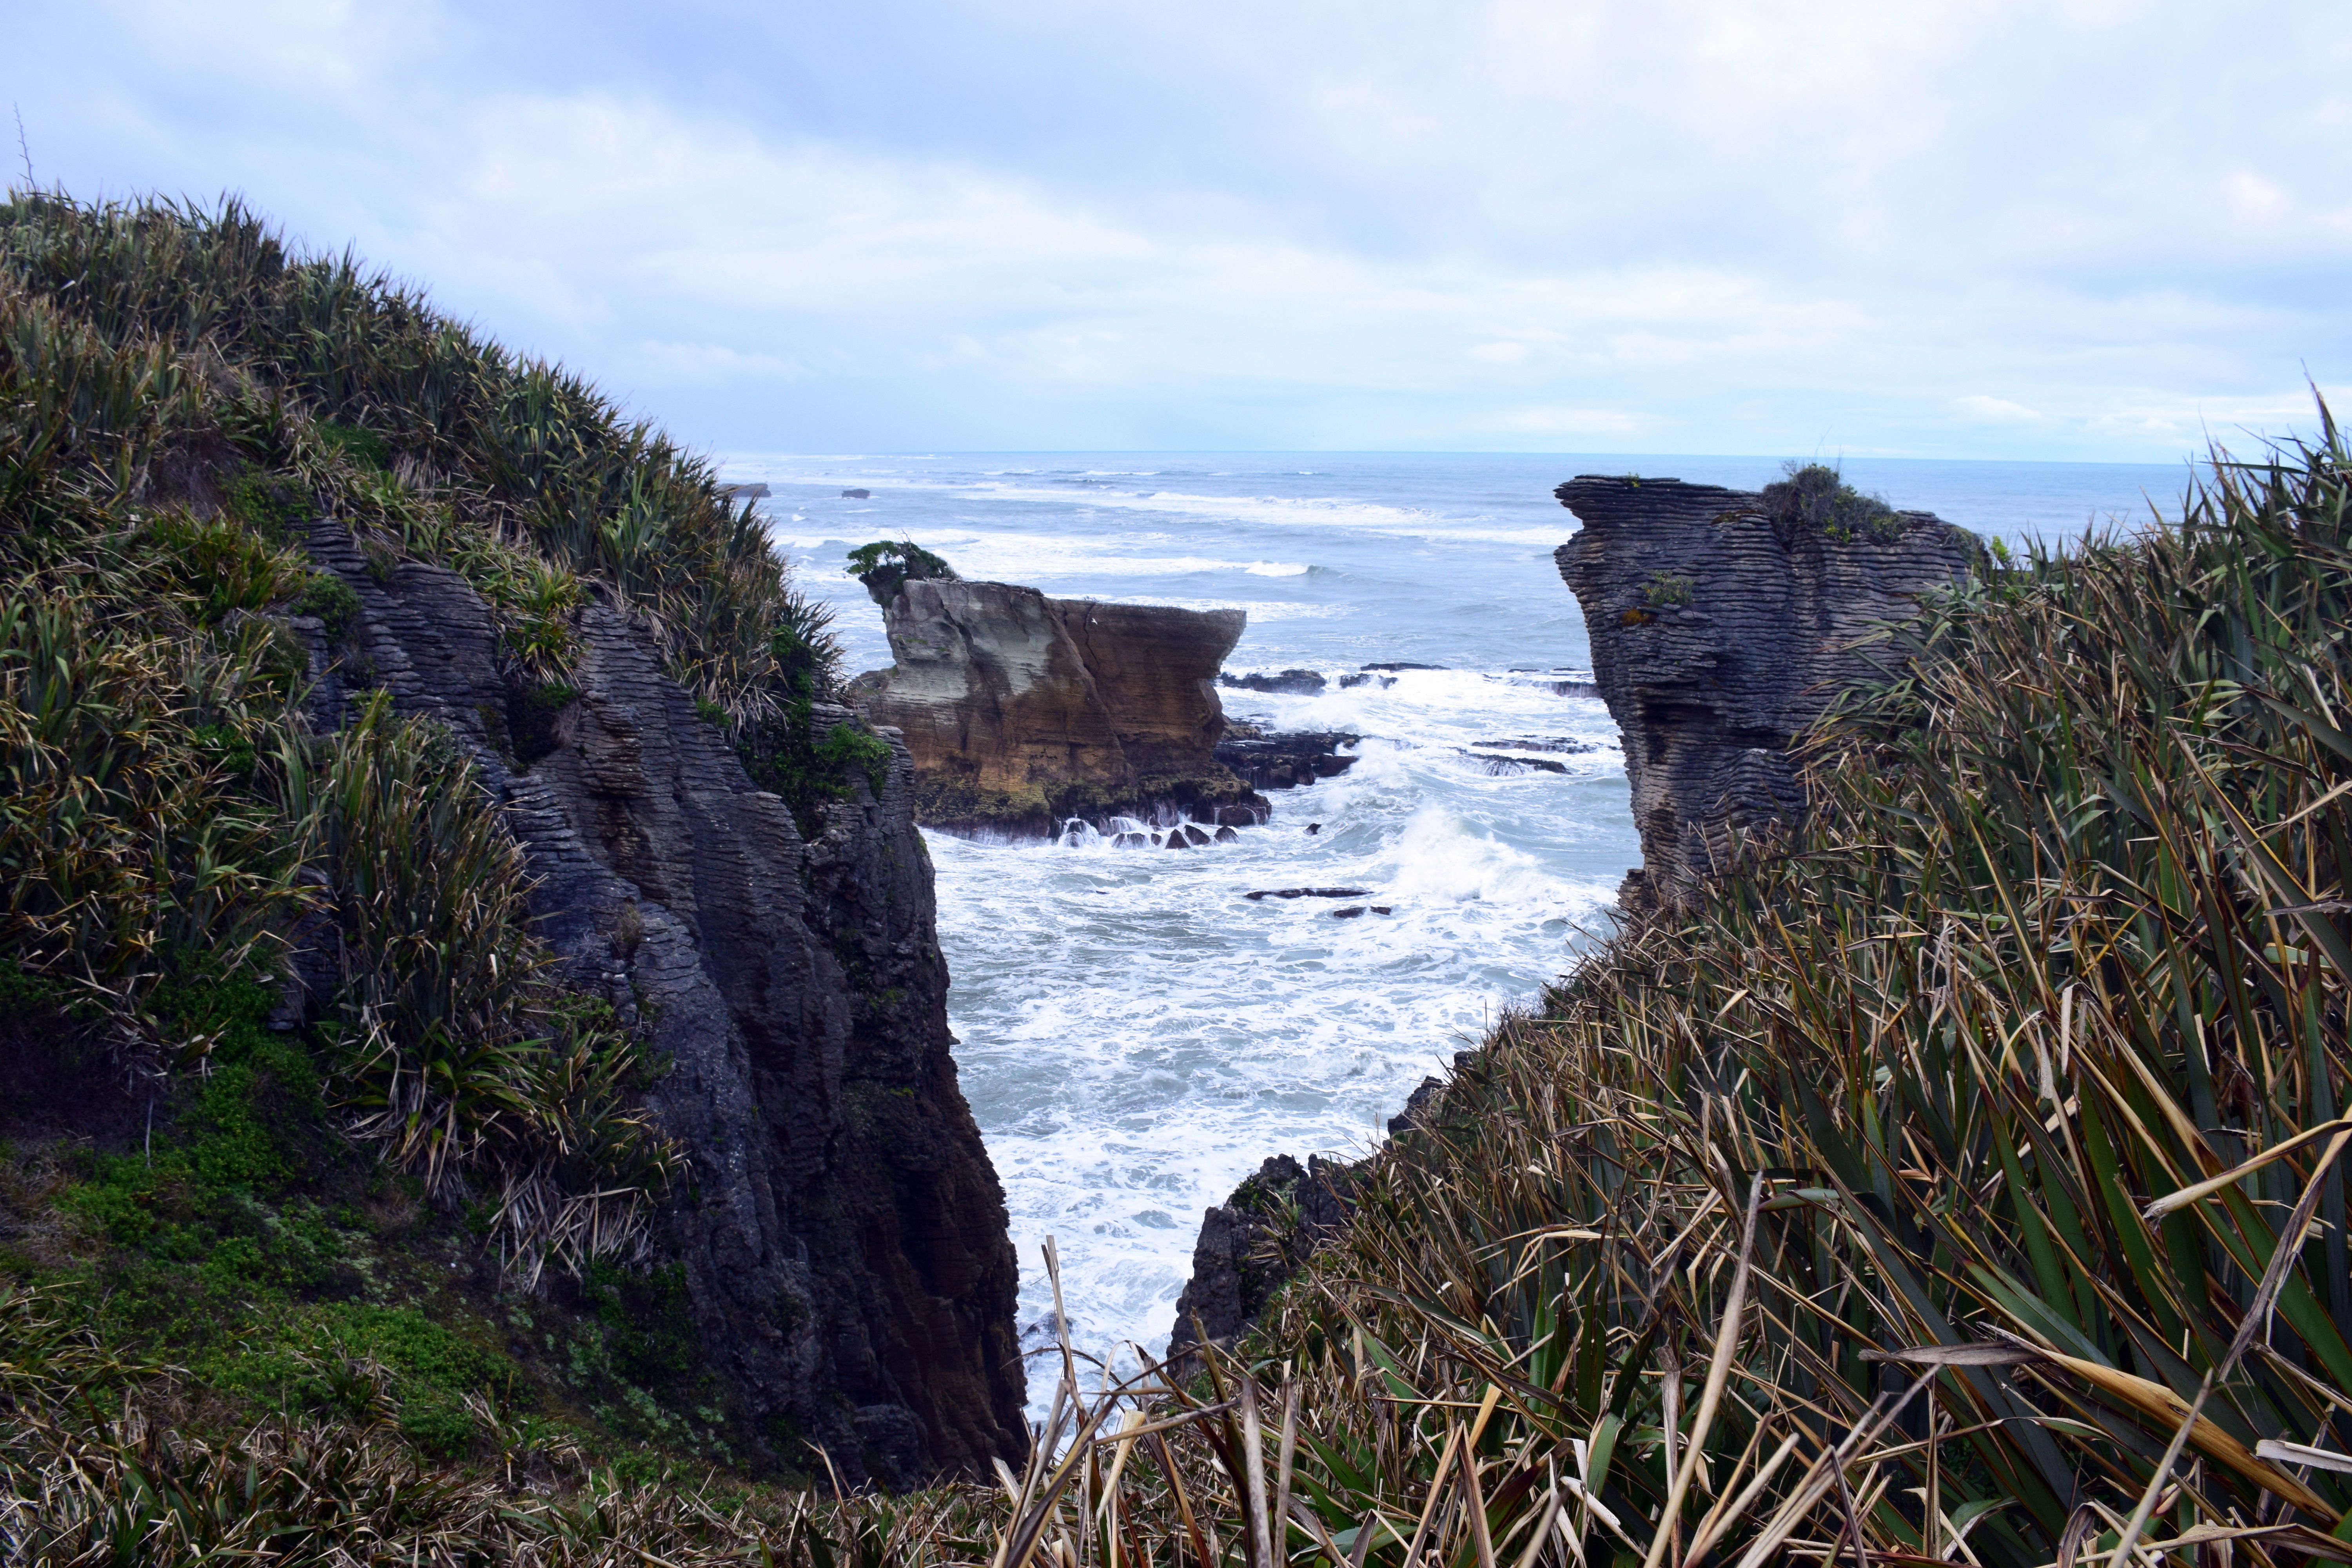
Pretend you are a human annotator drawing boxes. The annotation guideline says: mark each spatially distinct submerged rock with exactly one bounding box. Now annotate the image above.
[1465,751,1570,775]
[1213,726,1361,790]
[1243,887,1372,901]
[846,581,1268,838]
[1220,668,1327,695]
[1474,736,1598,754]
[1555,474,1980,912]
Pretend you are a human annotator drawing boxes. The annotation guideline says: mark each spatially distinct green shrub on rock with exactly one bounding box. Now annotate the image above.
[844,539,958,607]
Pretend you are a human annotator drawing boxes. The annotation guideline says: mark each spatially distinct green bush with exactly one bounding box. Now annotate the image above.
[1761,459,1911,542]
[1641,568,1693,606]
[736,705,895,839]
[224,468,314,544]
[293,570,360,640]
[844,539,957,608]
[144,509,311,625]
[314,418,391,472]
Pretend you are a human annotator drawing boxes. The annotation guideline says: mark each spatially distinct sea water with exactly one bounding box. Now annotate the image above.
[730,450,2189,1412]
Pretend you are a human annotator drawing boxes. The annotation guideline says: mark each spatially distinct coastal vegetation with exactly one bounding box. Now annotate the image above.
[1760,461,1913,544]
[0,187,878,1545]
[6,184,2352,1566]
[848,538,960,607]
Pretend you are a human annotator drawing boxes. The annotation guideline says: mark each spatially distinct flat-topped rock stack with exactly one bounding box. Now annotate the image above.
[1554,471,1982,911]
[847,580,1269,839]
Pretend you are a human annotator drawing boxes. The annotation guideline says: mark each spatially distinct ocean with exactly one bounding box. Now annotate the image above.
[729,449,2192,1412]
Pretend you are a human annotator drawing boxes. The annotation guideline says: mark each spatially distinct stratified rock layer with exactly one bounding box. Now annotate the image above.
[301,519,1026,1488]
[1554,475,1980,909]
[848,580,1267,837]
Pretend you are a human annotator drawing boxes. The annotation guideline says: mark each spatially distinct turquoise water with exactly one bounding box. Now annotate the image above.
[730,449,2189,1405]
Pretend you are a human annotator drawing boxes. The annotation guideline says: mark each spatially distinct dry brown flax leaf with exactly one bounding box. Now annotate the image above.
[2038,1351,2338,1520]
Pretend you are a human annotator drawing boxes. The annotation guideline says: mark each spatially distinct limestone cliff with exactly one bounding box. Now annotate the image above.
[300,518,1026,1487]
[1554,473,1981,910]
[847,579,1268,838]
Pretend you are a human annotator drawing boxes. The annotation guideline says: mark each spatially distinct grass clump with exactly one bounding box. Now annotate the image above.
[1762,459,1913,542]
[1641,568,1693,606]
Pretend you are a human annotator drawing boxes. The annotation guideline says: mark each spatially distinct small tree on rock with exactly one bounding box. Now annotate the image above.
[845,541,958,607]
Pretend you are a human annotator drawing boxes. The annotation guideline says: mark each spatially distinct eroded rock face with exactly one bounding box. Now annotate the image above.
[1165,1154,1356,1364]
[301,519,1026,1487]
[1554,475,1980,910]
[848,580,1267,837]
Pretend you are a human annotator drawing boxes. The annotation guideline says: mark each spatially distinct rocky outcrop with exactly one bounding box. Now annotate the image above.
[300,518,1026,1488]
[1161,1051,1473,1358]
[1555,475,1980,911]
[847,580,1267,838]
[1166,1154,1356,1363]
[1213,725,1361,790]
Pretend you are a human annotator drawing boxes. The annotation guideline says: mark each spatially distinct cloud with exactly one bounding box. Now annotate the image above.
[6,0,2348,457]
[1497,407,1649,436]
[1953,396,2044,425]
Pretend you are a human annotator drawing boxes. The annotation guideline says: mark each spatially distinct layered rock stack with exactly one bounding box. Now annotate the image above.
[299,518,1027,1488]
[847,579,1269,838]
[1553,473,1981,911]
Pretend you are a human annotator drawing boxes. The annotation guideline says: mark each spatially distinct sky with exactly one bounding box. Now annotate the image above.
[6,0,2348,461]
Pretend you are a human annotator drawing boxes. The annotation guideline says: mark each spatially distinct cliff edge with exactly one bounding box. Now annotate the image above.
[1555,472,1981,910]
[848,579,1268,838]
[302,519,1027,1486]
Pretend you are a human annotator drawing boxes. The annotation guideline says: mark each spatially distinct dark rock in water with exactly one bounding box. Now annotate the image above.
[1181,824,1212,846]
[1371,906,1393,915]
[1361,661,1445,671]
[845,581,1266,839]
[1244,887,1372,900]
[1465,751,1569,775]
[1113,831,1151,848]
[1212,826,1238,843]
[1305,822,1321,835]
[1220,668,1326,695]
[297,517,1025,1486]
[1387,1075,1446,1135]
[1336,672,1396,690]
[842,487,871,499]
[1330,906,1367,918]
[1213,729,1360,790]
[1493,673,1601,697]
[720,482,771,500]
[1167,1154,1356,1362]
[1475,736,1598,754]
[1164,831,1191,849]
[1555,474,1980,912]
[1212,802,1270,826]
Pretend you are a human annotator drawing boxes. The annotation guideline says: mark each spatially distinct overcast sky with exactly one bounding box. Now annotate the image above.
[8,0,2347,459]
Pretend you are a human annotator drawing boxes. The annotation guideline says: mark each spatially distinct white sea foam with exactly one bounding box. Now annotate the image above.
[1079,596,1352,622]
[934,680,1629,1416]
